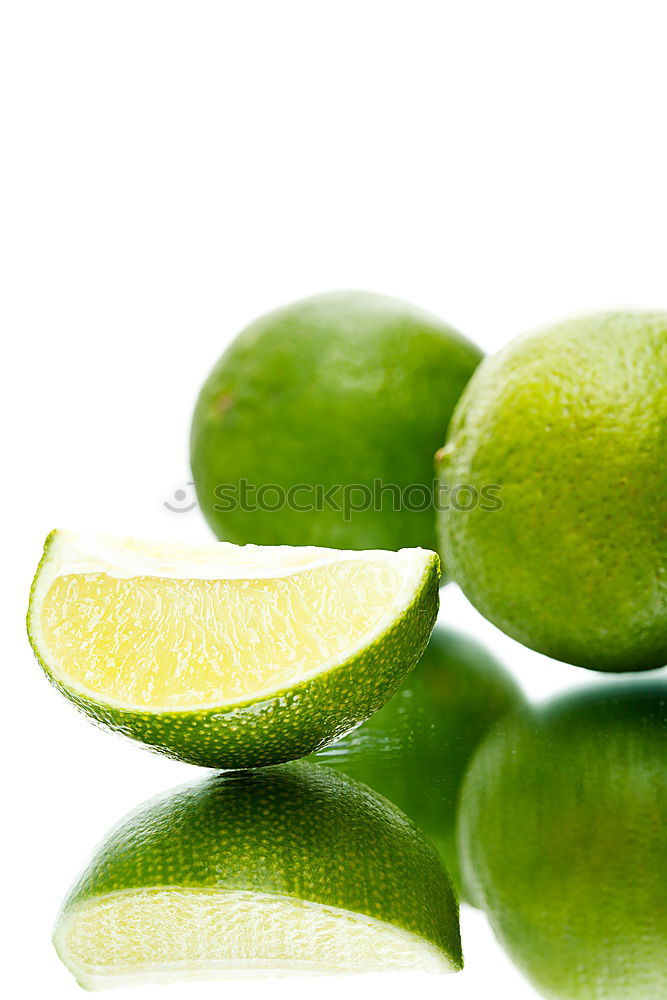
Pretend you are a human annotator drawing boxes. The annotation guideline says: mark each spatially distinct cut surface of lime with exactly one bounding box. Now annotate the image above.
[28,532,439,767]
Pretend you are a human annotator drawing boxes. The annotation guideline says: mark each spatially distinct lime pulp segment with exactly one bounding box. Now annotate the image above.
[40,561,400,708]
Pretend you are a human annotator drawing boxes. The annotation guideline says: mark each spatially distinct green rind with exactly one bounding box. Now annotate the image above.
[191,290,482,553]
[27,534,440,768]
[436,310,667,672]
[309,626,523,899]
[56,763,462,974]
[458,683,667,999]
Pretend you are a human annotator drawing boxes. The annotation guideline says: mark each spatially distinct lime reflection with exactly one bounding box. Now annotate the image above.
[459,680,667,999]
[54,762,462,988]
[310,625,524,899]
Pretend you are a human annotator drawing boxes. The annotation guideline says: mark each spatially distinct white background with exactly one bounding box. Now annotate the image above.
[2,2,666,998]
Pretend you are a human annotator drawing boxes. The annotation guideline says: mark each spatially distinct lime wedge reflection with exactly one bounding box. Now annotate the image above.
[54,762,462,989]
[310,626,524,898]
[459,681,667,999]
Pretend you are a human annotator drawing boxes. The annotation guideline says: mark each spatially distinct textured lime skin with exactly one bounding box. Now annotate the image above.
[310,626,523,898]
[458,683,667,999]
[56,764,462,972]
[27,534,440,769]
[191,291,481,552]
[437,311,667,671]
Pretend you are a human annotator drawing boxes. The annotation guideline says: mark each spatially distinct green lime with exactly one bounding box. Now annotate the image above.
[458,682,667,999]
[310,625,523,898]
[27,531,439,768]
[192,291,481,551]
[55,763,462,988]
[437,311,667,671]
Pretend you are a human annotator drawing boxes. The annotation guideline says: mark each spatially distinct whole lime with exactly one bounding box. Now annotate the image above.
[458,683,667,999]
[191,291,481,551]
[436,311,667,671]
[310,625,523,899]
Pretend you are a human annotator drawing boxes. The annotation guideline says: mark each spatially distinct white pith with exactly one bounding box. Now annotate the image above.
[54,888,454,990]
[30,532,434,712]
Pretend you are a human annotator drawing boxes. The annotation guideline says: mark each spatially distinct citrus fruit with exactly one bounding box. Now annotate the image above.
[191,291,481,552]
[436,310,667,671]
[310,625,523,898]
[27,531,439,768]
[458,682,667,999]
[54,763,462,988]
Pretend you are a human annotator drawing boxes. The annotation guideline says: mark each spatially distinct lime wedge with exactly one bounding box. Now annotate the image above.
[27,531,439,767]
